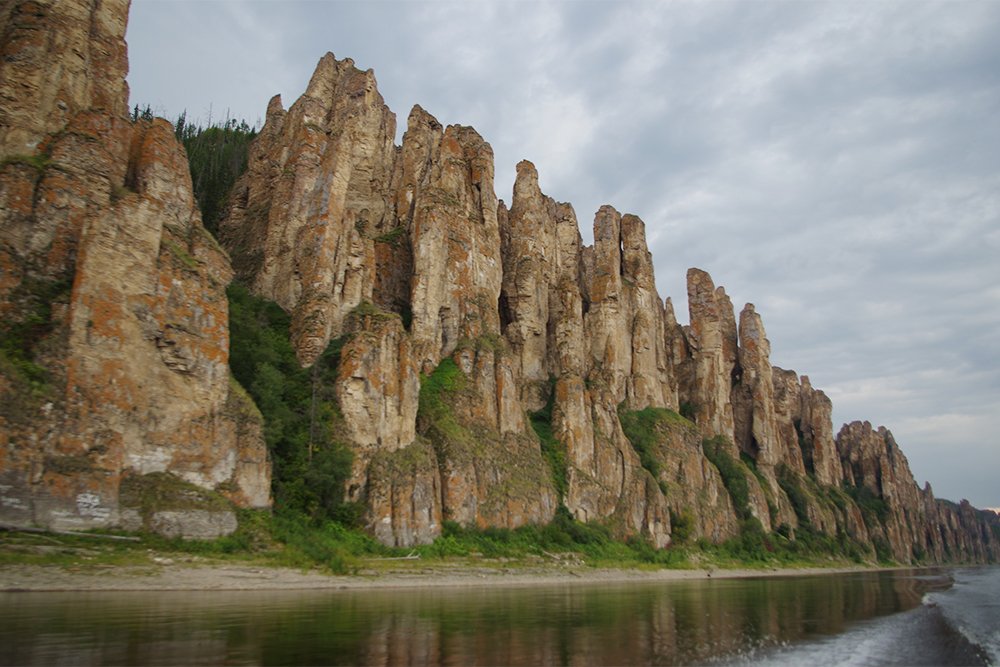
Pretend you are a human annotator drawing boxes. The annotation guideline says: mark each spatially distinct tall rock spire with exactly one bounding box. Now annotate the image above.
[685,268,738,452]
[219,53,398,368]
[404,109,503,372]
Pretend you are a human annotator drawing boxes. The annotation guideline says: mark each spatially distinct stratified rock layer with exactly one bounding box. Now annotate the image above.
[0,0,269,537]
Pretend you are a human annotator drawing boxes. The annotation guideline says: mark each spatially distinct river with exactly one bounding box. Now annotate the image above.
[1,566,995,665]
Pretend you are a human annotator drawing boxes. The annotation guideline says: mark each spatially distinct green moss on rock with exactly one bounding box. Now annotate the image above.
[119,472,234,518]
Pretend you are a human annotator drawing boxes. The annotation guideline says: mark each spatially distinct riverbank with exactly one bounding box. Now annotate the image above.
[0,557,890,592]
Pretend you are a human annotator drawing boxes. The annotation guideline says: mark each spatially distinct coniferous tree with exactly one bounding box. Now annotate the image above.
[173,111,258,236]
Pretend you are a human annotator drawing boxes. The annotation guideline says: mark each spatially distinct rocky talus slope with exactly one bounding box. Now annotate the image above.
[0,0,269,539]
[1,1,996,562]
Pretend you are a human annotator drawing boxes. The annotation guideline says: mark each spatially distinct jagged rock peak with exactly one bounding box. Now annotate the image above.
[265,94,284,119]
[218,51,398,368]
[734,302,780,478]
[684,268,737,450]
[500,159,585,392]
[405,108,502,371]
[798,374,843,486]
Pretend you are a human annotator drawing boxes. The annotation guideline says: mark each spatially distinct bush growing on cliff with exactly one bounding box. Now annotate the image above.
[528,379,568,499]
[669,508,695,544]
[618,405,663,482]
[845,484,892,528]
[416,507,687,568]
[702,436,752,521]
[777,463,813,527]
[227,284,353,522]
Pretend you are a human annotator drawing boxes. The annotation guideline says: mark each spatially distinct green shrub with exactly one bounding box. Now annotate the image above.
[414,506,687,568]
[740,451,771,492]
[618,404,664,483]
[777,464,812,527]
[845,484,891,528]
[528,379,567,499]
[872,537,893,563]
[669,508,695,544]
[702,436,751,520]
[227,284,353,522]
[417,357,466,426]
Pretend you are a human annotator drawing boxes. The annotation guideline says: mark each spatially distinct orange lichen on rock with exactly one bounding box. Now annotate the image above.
[0,0,269,538]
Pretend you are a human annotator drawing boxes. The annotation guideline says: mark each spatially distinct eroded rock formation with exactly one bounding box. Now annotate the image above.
[684,269,738,452]
[215,48,1000,560]
[2,0,996,563]
[0,0,269,538]
[832,421,996,563]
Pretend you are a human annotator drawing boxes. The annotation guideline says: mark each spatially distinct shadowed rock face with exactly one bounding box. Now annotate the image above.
[3,2,996,560]
[0,0,270,538]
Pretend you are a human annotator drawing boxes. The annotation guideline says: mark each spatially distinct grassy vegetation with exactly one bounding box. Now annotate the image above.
[618,403,679,496]
[416,356,467,435]
[0,511,386,576]
[844,483,892,527]
[416,508,691,569]
[702,436,752,521]
[0,152,56,178]
[0,505,872,577]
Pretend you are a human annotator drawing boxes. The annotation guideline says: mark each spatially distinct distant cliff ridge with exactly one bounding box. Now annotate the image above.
[1,0,996,563]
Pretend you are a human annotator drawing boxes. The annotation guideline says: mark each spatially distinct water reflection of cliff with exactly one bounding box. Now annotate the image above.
[0,570,948,666]
[345,572,937,666]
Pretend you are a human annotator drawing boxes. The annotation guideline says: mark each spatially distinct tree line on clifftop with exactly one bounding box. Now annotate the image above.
[132,105,259,237]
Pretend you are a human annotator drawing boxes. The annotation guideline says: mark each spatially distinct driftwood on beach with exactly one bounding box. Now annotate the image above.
[0,523,140,542]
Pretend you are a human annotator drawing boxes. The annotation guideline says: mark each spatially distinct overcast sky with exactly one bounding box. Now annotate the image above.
[126,0,1000,510]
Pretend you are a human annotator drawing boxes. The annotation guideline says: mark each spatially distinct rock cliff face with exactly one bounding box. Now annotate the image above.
[684,269,738,452]
[0,0,269,538]
[217,54,397,369]
[834,421,999,564]
[217,50,1000,561]
[2,0,996,564]
[0,0,130,158]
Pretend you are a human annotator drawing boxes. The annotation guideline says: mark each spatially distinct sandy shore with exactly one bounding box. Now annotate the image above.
[0,559,884,593]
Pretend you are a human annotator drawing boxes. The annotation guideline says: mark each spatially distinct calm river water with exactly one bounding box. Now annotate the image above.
[1,566,996,666]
